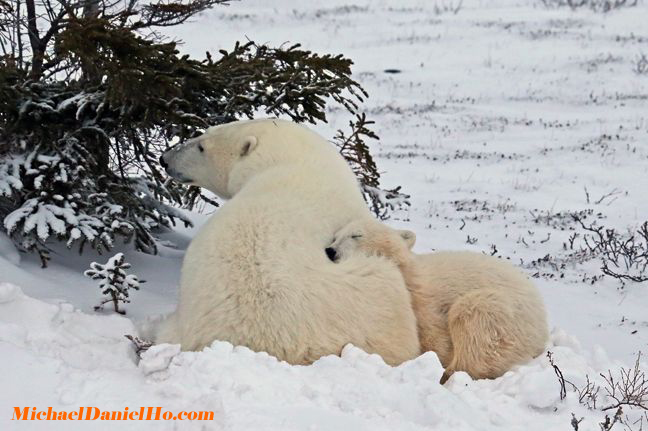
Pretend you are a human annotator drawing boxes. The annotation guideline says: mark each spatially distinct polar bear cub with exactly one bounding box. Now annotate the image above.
[327,218,549,381]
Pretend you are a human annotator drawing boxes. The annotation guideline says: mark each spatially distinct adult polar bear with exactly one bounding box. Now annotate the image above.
[157,118,420,365]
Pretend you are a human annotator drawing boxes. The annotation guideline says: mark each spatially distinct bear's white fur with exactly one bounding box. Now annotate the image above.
[328,218,549,380]
[156,119,420,365]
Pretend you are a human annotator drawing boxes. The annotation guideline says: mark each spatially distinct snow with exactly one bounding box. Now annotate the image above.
[2,0,648,429]
[0,282,21,303]
[0,281,642,430]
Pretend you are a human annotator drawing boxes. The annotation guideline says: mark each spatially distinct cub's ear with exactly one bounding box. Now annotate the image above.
[239,136,258,157]
[399,230,416,249]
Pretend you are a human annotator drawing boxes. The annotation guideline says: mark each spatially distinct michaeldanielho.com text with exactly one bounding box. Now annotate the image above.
[12,407,216,421]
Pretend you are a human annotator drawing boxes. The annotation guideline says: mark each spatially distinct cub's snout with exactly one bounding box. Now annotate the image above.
[325,247,337,262]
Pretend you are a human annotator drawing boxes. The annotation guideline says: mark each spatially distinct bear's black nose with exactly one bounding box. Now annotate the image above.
[159,153,168,169]
[325,247,337,261]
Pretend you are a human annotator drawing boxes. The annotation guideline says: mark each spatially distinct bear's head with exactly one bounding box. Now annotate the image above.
[160,119,332,199]
[325,218,416,263]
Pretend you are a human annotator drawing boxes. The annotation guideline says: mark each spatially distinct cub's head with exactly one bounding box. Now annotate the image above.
[160,119,328,199]
[325,219,416,263]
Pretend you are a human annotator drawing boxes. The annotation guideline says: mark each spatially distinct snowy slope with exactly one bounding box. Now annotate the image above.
[2,0,648,429]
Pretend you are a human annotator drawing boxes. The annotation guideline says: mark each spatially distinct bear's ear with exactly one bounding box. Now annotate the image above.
[239,136,258,157]
[399,230,416,249]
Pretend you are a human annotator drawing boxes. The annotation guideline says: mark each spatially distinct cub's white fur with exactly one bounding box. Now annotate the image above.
[329,218,549,380]
[157,119,420,365]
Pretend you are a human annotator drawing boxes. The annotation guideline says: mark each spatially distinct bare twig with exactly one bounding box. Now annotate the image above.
[548,351,578,400]
[572,413,584,431]
[599,407,623,431]
[594,188,623,206]
[125,334,153,358]
[575,217,648,284]
[601,353,648,412]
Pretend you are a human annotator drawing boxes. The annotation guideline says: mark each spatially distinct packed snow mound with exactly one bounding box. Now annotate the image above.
[0,281,21,303]
[0,283,638,431]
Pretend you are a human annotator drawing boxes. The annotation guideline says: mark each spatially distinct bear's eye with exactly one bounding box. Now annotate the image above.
[351,234,363,240]
[198,143,204,153]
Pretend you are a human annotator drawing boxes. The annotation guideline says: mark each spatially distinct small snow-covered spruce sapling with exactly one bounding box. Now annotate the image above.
[84,253,144,315]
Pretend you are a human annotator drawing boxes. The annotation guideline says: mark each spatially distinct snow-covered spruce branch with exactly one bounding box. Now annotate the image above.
[332,114,410,219]
[362,185,410,220]
[0,145,190,266]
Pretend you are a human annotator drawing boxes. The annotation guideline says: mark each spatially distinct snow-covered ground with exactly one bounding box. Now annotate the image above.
[2,0,648,429]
